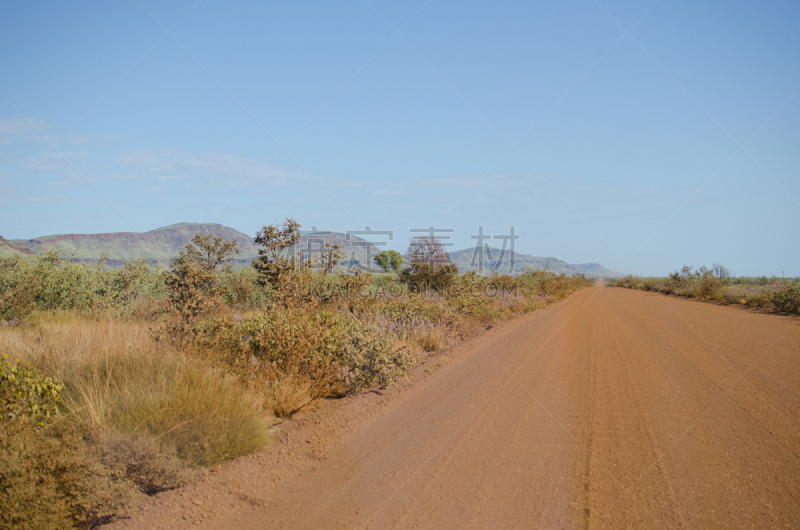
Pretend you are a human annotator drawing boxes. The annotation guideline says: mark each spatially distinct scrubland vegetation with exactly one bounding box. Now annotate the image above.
[608,263,800,314]
[0,219,590,528]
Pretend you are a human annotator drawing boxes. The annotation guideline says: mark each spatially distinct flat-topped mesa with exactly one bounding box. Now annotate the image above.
[0,235,34,255]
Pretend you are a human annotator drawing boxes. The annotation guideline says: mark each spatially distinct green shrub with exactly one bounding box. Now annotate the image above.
[0,256,40,320]
[0,354,62,422]
[204,303,417,415]
[217,267,273,309]
[448,294,504,319]
[337,318,416,389]
[204,303,345,416]
[374,250,403,273]
[771,284,800,313]
[31,250,99,313]
[399,263,459,293]
[696,274,723,299]
[97,259,167,319]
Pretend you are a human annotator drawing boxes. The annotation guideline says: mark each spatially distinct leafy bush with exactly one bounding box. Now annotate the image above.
[0,415,187,529]
[204,302,345,416]
[217,267,274,309]
[374,250,403,273]
[0,252,169,320]
[0,354,62,422]
[771,283,800,313]
[695,273,723,299]
[400,263,459,292]
[204,302,417,416]
[337,317,416,389]
[0,257,40,320]
[96,258,167,320]
[30,250,99,313]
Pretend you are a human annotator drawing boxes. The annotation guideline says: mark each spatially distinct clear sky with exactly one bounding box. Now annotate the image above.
[1,0,798,276]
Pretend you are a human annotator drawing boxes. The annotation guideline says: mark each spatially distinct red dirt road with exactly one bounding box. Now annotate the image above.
[116,286,800,529]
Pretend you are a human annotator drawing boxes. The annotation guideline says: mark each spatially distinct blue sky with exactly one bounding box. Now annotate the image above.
[0,0,798,276]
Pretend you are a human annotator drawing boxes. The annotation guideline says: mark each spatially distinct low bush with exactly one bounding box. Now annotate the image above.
[695,273,723,299]
[203,302,344,417]
[0,417,131,529]
[218,267,273,309]
[1,354,62,421]
[771,283,800,313]
[337,317,416,389]
[204,301,416,416]
[0,415,188,529]
[0,256,40,320]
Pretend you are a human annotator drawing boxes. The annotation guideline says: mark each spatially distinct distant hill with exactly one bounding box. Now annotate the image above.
[0,236,34,258]
[448,248,620,277]
[6,224,620,277]
[10,223,255,267]
[8,223,382,270]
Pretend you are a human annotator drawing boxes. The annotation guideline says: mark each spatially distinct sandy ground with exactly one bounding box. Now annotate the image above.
[109,285,800,529]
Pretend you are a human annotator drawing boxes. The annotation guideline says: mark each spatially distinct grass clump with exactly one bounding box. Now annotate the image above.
[62,349,270,467]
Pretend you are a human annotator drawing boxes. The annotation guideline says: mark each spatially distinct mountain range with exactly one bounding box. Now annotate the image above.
[1,223,620,277]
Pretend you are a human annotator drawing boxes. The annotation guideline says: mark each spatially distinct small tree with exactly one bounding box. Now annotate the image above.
[712,262,731,281]
[183,234,240,275]
[405,236,451,271]
[320,240,345,275]
[374,250,402,273]
[401,237,458,292]
[161,264,217,352]
[158,233,238,351]
[252,218,301,288]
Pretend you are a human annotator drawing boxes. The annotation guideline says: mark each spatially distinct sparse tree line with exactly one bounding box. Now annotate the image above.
[608,264,800,313]
[0,217,591,528]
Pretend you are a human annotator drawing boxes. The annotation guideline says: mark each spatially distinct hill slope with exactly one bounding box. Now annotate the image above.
[448,248,619,277]
[11,224,381,269]
[0,236,34,258]
[8,224,620,276]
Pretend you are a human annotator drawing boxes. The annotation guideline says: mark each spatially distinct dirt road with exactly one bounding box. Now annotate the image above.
[117,285,800,529]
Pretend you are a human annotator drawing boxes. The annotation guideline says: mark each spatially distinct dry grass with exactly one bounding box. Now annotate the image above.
[418,332,443,352]
[0,316,271,467]
[63,349,271,467]
[0,315,163,371]
[0,315,272,527]
[257,376,318,418]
